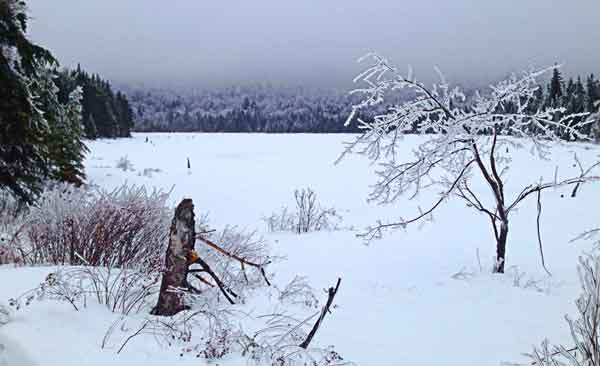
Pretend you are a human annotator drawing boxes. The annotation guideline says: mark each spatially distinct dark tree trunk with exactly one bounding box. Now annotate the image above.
[151,199,196,316]
[495,220,509,274]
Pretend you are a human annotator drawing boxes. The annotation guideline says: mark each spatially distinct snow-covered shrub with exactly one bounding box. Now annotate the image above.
[9,266,160,315]
[522,254,600,365]
[266,188,341,234]
[245,311,348,366]
[276,275,320,309]
[21,182,170,269]
[0,189,24,265]
[142,168,161,177]
[115,155,134,171]
[9,270,85,311]
[0,236,14,265]
[81,266,160,315]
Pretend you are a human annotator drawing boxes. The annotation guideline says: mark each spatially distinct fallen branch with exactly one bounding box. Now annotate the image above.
[299,277,341,349]
[196,235,271,286]
[189,257,238,305]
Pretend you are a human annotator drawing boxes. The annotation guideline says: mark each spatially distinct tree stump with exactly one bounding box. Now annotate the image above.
[151,199,196,316]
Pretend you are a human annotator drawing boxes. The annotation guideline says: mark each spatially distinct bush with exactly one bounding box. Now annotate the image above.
[115,155,134,171]
[9,266,159,315]
[265,188,341,234]
[19,182,170,268]
[0,189,24,265]
[523,253,600,365]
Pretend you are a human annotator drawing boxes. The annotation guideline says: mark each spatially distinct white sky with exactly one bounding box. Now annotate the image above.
[27,0,600,88]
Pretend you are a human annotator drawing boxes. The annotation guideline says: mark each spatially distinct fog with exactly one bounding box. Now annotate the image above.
[28,0,600,88]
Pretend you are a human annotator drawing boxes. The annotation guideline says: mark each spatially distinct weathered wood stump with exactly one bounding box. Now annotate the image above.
[151,199,196,316]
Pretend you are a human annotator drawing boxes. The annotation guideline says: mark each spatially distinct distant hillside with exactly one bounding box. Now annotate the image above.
[124,85,366,133]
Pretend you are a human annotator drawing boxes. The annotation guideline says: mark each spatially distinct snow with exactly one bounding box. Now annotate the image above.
[1,132,600,365]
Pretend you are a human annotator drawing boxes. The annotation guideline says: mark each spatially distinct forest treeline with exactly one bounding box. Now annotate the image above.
[128,85,363,133]
[128,70,600,137]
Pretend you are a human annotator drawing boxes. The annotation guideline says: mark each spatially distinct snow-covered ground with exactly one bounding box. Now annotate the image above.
[2,133,600,365]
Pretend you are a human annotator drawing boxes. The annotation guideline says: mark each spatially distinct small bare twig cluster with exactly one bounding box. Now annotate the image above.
[266,188,342,234]
[115,155,134,172]
[276,275,321,309]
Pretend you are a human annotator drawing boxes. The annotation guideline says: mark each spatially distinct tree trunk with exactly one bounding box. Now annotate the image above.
[151,199,196,316]
[495,220,509,274]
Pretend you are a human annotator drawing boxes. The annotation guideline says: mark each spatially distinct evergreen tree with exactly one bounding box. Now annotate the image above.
[548,68,564,107]
[85,113,98,138]
[0,1,89,204]
[31,62,87,185]
[587,74,599,113]
[59,67,134,139]
[0,0,55,204]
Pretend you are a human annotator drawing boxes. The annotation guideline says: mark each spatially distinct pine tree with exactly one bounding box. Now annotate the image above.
[1,1,89,203]
[0,0,55,204]
[548,68,564,107]
[587,74,599,113]
[61,67,133,139]
[31,62,87,185]
[574,77,586,114]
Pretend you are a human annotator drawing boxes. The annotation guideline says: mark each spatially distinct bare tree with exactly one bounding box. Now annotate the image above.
[340,53,600,273]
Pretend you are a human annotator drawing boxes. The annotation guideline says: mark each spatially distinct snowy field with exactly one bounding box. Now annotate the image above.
[2,132,600,366]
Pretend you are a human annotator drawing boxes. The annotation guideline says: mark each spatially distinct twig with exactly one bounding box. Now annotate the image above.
[536,189,551,276]
[529,346,578,365]
[117,320,149,354]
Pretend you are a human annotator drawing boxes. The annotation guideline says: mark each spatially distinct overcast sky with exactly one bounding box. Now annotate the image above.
[27,0,600,88]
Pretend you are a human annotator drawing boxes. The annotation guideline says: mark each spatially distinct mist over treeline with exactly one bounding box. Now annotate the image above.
[124,69,600,135]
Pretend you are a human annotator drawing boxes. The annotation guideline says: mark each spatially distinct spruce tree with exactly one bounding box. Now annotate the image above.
[0,0,55,204]
[548,68,564,107]
[587,74,599,113]
[31,62,87,185]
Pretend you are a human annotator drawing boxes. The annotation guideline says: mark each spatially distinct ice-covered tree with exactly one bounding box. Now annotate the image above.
[31,61,88,185]
[340,53,600,273]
